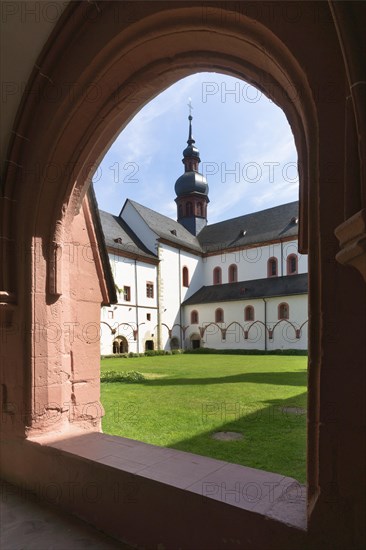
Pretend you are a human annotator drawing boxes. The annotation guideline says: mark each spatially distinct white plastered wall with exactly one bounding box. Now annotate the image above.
[184,294,308,350]
[100,254,158,354]
[202,240,307,284]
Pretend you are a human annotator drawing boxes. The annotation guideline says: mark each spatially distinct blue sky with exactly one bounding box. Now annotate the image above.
[93,73,299,224]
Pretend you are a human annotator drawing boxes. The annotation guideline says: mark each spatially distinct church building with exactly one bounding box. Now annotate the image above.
[99,115,308,354]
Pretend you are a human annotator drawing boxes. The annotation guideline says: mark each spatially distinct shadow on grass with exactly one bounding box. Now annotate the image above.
[136,370,307,387]
[168,391,307,482]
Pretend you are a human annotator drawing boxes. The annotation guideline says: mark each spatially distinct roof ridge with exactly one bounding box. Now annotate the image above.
[128,198,179,225]
[115,215,158,257]
[182,272,308,306]
[126,198,203,252]
[205,272,307,289]
[204,200,299,230]
[98,208,158,259]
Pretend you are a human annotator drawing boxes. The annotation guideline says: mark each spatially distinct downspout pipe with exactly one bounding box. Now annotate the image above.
[262,298,267,351]
[134,258,139,353]
[178,249,182,348]
[157,243,162,350]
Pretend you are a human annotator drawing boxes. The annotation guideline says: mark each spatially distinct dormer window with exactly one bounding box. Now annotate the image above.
[114,237,123,244]
[170,229,177,236]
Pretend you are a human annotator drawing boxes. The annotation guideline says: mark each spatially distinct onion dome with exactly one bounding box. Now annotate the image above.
[174,115,209,197]
[174,171,208,196]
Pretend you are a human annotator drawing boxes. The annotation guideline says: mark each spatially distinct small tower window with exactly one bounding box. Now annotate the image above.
[197,202,203,216]
[191,310,199,324]
[287,254,298,275]
[268,257,278,277]
[228,264,238,283]
[215,308,224,323]
[182,266,189,287]
[213,267,222,285]
[244,305,254,321]
[178,204,183,218]
[186,202,193,216]
[278,302,289,320]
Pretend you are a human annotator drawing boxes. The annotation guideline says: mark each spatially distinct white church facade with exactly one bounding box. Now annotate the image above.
[99,115,308,354]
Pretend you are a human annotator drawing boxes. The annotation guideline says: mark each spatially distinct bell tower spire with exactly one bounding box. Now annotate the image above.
[187,98,195,145]
[174,101,209,236]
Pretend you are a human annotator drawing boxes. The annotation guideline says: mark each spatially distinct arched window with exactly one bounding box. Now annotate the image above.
[197,202,203,216]
[182,266,189,287]
[215,308,224,323]
[191,310,199,324]
[186,202,193,216]
[287,254,298,275]
[178,204,183,218]
[213,267,222,285]
[228,264,238,283]
[278,302,289,320]
[244,305,254,321]
[268,257,278,277]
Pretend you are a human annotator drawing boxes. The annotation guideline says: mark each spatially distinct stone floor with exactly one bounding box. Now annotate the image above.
[0,480,132,550]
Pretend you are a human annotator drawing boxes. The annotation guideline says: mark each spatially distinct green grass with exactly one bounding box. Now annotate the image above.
[101,354,307,482]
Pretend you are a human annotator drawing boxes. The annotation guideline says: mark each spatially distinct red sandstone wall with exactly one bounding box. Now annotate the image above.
[1,202,105,438]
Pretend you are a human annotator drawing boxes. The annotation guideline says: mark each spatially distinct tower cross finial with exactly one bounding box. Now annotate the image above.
[187,97,193,117]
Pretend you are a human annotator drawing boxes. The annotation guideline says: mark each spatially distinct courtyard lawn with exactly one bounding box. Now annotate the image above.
[100,354,307,483]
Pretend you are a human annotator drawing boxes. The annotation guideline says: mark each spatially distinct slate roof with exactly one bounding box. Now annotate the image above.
[99,209,158,261]
[182,273,308,305]
[87,186,117,305]
[198,201,299,252]
[102,199,299,256]
[125,200,202,253]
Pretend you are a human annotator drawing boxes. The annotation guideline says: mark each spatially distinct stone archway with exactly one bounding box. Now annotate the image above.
[113,336,128,354]
[1,0,319,507]
[3,4,317,436]
[3,3,365,548]
[145,339,154,352]
[190,333,201,350]
[170,337,180,350]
